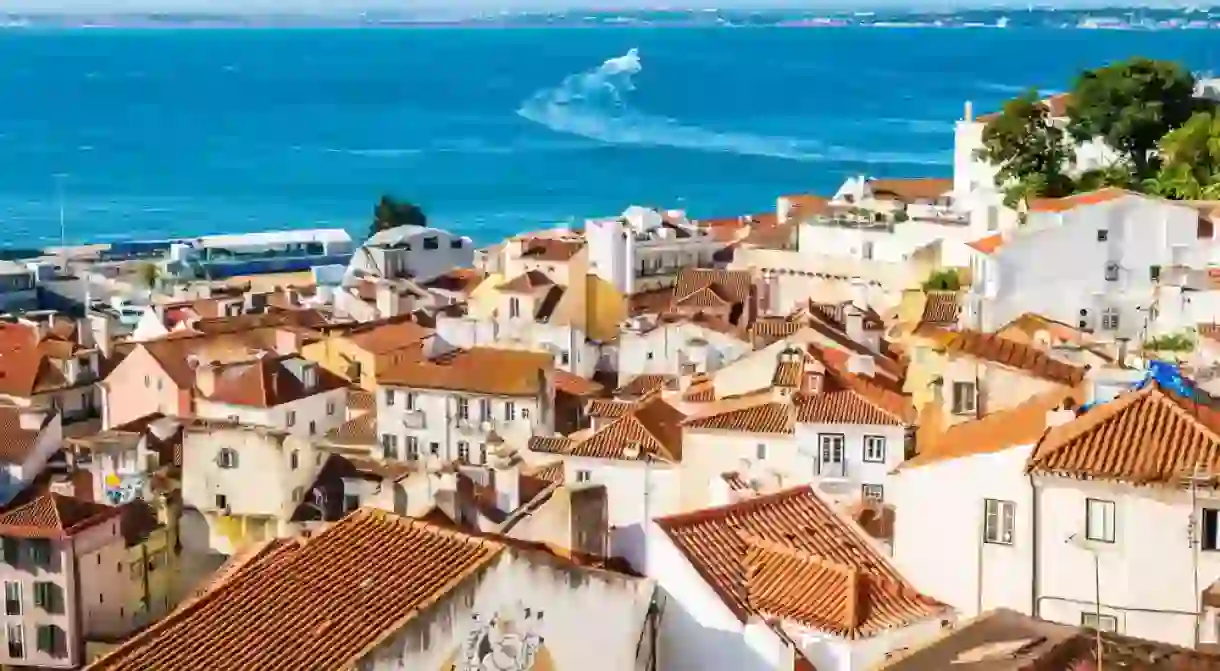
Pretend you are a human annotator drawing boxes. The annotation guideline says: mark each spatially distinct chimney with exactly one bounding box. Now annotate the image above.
[845,310,865,344]
[844,567,863,630]
[492,461,521,514]
[801,371,824,395]
[17,406,46,430]
[195,363,218,398]
[1117,338,1130,368]
[964,100,974,123]
[847,354,876,378]
[375,283,401,319]
[89,314,113,358]
[569,484,609,558]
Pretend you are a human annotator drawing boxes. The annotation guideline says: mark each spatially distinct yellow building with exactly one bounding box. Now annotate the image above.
[301,319,433,390]
[120,497,182,629]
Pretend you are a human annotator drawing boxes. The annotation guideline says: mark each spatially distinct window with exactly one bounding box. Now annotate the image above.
[292,487,304,503]
[862,435,886,463]
[326,401,335,416]
[385,389,395,406]
[144,375,150,388]
[983,499,1015,545]
[1086,498,1116,543]
[457,441,470,462]
[456,397,470,420]
[423,236,439,250]
[1201,508,1220,551]
[215,494,228,511]
[381,434,399,460]
[1150,265,1162,282]
[861,241,874,260]
[951,381,977,415]
[343,495,360,513]
[406,437,419,460]
[756,444,767,460]
[290,450,299,470]
[405,393,416,410]
[429,442,440,456]
[28,540,50,568]
[1097,230,1108,242]
[1,537,17,565]
[1081,612,1117,632]
[575,470,592,483]
[646,352,654,360]
[521,407,530,420]
[479,399,492,421]
[35,625,63,657]
[862,484,884,502]
[7,622,23,658]
[1101,308,1120,331]
[505,402,516,421]
[4,582,20,615]
[286,411,296,427]
[1104,262,1119,282]
[217,448,238,469]
[509,297,521,318]
[450,239,463,249]
[560,351,570,366]
[33,582,58,614]
[819,434,845,471]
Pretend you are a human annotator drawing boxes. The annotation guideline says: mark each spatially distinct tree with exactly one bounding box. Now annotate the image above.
[369,195,427,238]
[1144,110,1220,199]
[135,262,160,289]
[977,90,1077,208]
[1067,57,1198,180]
[923,269,962,291]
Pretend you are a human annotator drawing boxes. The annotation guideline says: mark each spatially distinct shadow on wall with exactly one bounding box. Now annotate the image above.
[657,589,781,671]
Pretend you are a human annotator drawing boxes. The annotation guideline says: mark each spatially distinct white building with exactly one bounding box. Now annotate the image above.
[349,225,474,283]
[375,348,555,466]
[193,355,350,438]
[891,380,1220,648]
[962,188,1212,336]
[0,404,62,505]
[616,313,752,383]
[586,206,724,295]
[647,485,951,671]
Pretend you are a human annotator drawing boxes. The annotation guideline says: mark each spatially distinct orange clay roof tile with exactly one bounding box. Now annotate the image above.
[966,233,1005,255]
[377,347,553,397]
[85,509,503,671]
[920,291,962,326]
[1026,382,1220,486]
[0,493,123,540]
[685,400,796,435]
[1028,187,1133,213]
[943,329,1087,386]
[567,394,685,462]
[673,268,753,306]
[656,486,946,639]
[615,374,677,398]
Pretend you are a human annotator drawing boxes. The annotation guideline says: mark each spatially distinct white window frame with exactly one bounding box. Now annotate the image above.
[1081,612,1117,632]
[4,582,21,616]
[575,470,591,483]
[756,443,767,460]
[509,297,521,319]
[862,435,886,463]
[818,434,845,463]
[1104,262,1119,282]
[862,484,884,502]
[951,381,976,415]
[1101,308,1120,331]
[405,436,419,461]
[1202,508,1220,551]
[6,621,23,658]
[456,397,469,421]
[457,441,470,462]
[504,402,517,421]
[983,498,1015,545]
[1085,498,1116,544]
[405,392,416,410]
[217,448,238,469]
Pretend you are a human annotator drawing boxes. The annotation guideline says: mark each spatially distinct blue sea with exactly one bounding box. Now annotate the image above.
[0,26,1216,248]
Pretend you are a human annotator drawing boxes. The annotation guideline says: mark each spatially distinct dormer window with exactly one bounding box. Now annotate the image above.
[302,364,318,390]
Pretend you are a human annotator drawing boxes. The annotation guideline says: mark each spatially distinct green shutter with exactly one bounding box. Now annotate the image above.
[36,625,49,654]
[0,537,16,564]
[32,583,44,609]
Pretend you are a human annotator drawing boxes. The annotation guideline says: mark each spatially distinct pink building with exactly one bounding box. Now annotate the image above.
[0,493,128,668]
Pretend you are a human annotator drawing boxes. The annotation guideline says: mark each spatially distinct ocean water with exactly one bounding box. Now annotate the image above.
[0,26,1216,248]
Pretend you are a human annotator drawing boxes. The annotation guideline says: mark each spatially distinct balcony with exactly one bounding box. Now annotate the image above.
[401,411,426,430]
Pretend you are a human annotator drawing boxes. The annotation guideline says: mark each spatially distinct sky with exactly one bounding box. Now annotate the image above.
[0,0,1179,13]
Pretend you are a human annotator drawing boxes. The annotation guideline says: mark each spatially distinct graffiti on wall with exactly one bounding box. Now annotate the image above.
[442,602,555,671]
[103,472,147,505]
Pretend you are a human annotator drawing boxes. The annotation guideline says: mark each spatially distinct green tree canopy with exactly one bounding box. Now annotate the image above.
[369,195,427,238]
[135,262,160,289]
[923,269,962,291]
[1144,110,1220,200]
[977,90,1077,208]
[1067,57,1198,180]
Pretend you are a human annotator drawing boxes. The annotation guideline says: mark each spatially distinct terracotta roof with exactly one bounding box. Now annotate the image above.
[377,347,553,397]
[674,268,753,306]
[0,493,122,539]
[628,287,675,317]
[347,388,375,412]
[345,319,433,355]
[683,380,716,402]
[795,389,908,426]
[772,361,803,388]
[419,268,485,295]
[879,607,1220,671]
[86,510,503,671]
[902,387,1080,470]
[0,406,50,465]
[920,291,962,326]
[685,399,795,435]
[496,269,554,294]
[527,461,565,486]
[869,178,952,203]
[809,300,885,332]
[967,234,1004,255]
[587,398,636,419]
[554,370,603,397]
[781,194,833,219]
[201,356,347,408]
[518,236,585,262]
[741,223,795,250]
[673,285,734,309]
[616,374,677,398]
[567,394,685,462]
[0,323,86,397]
[977,92,1072,123]
[722,471,752,492]
[750,317,803,348]
[656,486,946,639]
[323,412,377,448]
[1028,187,1132,213]
[943,330,1087,386]
[527,436,574,454]
[1026,382,1220,486]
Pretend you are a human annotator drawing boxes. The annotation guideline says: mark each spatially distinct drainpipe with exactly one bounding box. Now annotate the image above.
[1029,472,1040,618]
[975,501,985,615]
